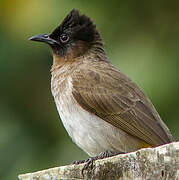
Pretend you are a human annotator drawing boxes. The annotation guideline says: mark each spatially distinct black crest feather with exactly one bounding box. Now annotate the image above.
[50,9,101,43]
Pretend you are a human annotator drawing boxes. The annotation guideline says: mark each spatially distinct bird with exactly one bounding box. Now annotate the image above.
[29,9,174,164]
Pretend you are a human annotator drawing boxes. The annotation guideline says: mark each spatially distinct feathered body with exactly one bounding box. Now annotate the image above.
[30,9,174,157]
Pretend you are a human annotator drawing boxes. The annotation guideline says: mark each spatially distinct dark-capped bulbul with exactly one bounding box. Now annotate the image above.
[29,9,174,162]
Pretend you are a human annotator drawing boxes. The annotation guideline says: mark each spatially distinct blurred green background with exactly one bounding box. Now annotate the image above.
[0,0,178,179]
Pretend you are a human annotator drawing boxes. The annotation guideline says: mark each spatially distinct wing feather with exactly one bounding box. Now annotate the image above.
[72,62,174,146]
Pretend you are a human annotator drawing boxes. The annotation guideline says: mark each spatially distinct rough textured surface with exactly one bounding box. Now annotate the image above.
[18,142,179,180]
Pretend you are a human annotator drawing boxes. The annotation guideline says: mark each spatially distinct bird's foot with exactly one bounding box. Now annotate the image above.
[71,157,95,176]
[72,150,124,176]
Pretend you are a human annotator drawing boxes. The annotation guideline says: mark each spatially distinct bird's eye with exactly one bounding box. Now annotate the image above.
[60,33,69,43]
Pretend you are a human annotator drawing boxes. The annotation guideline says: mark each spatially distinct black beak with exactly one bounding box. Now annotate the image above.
[29,34,58,45]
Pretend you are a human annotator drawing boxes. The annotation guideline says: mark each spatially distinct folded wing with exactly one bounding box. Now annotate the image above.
[72,61,174,146]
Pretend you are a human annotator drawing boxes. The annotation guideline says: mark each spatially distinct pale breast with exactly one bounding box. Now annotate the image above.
[51,73,145,156]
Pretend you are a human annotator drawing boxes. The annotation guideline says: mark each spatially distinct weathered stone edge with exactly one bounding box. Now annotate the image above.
[18,141,179,180]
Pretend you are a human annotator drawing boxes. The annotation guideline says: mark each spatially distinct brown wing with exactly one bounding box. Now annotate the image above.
[72,61,174,146]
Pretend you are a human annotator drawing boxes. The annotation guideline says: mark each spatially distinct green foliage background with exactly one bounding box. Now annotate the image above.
[0,0,178,179]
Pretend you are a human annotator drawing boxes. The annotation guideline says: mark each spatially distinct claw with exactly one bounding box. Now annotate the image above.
[82,157,95,177]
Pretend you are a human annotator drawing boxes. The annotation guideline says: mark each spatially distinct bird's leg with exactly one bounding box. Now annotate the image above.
[72,150,124,176]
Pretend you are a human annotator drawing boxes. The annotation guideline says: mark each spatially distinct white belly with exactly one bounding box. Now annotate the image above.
[51,76,143,156]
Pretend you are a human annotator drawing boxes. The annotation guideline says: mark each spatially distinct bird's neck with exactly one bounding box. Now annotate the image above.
[51,39,108,74]
[51,54,80,77]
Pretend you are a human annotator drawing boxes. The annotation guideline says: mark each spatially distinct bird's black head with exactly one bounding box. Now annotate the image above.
[29,9,102,58]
